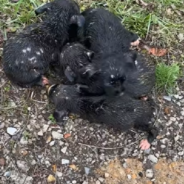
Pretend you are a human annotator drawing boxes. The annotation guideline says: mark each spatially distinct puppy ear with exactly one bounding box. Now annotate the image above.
[35,3,51,15]
[86,51,94,60]
[64,66,76,82]
[70,15,85,27]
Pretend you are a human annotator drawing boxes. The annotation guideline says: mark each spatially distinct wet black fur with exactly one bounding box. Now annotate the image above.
[75,8,150,96]
[3,0,81,88]
[52,42,96,83]
[49,84,158,144]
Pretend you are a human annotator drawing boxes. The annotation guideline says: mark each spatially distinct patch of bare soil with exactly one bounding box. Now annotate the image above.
[95,158,184,184]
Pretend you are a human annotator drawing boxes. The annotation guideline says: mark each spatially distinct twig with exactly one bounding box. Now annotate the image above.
[135,0,148,7]
[78,137,143,150]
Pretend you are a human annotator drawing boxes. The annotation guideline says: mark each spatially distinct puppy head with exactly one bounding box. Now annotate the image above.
[100,51,137,96]
[48,83,79,104]
[61,43,96,82]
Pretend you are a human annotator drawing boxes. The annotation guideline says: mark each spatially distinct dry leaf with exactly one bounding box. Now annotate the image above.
[46,135,52,143]
[21,150,28,156]
[64,133,71,139]
[148,47,167,56]
[141,43,167,57]
[164,106,171,115]
[47,175,56,183]
[69,164,79,171]
[52,164,57,172]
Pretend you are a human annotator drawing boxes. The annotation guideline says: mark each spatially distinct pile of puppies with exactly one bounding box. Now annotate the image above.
[2,0,158,150]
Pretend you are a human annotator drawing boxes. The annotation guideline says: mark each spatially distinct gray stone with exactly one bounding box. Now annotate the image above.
[96,181,101,184]
[148,155,158,163]
[144,148,151,154]
[52,131,63,139]
[146,169,154,178]
[7,127,17,135]
[84,167,90,175]
[163,96,172,101]
[43,124,49,132]
[20,137,28,145]
[127,174,131,179]
[0,122,5,129]
[17,160,29,172]
[49,141,55,146]
[37,130,43,136]
[98,177,104,182]
[61,146,67,154]
[4,171,11,177]
[61,159,70,164]
[56,171,63,178]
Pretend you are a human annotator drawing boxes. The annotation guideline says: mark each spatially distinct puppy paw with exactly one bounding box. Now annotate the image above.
[42,76,49,85]
[139,139,151,150]
[131,38,141,47]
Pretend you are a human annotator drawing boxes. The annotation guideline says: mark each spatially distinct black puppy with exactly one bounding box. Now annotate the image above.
[48,83,158,150]
[2,0,82,88]
[74,8,153,97]
[53,42,95,83]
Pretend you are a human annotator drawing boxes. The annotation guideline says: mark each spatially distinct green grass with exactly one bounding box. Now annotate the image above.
[0,0,43,39]
[80,0,184,44]
[156,62,180,94]
[0,0,183,94]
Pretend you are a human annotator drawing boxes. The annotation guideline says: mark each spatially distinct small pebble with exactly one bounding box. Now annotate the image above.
[61,146,67,154]
[96,180,100,184]
[49,141,55,146]
[84,167,90,175]
[82,182,88,184]
[37,130,43,136]
[127,174,131,179]
[105,173,109,178]
[61,159,70,164]
[7,127,17,136]
[146,169,154,178]
[144,148,151,154]
[72,180,77,184]
[148,155,158,163]
[163,96,172,101]
[52,131,63,139]
[178,151,184,156]
[17,160,29,172]
[43,124,49,132]
[4,171,11,177]
[56,171,63,178]
[0,122,5,129]
[98,177,104,182]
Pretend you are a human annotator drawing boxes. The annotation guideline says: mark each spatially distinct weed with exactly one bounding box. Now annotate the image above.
[49,114,56,124]
[23,130,31,140]
[156,62,180,94]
